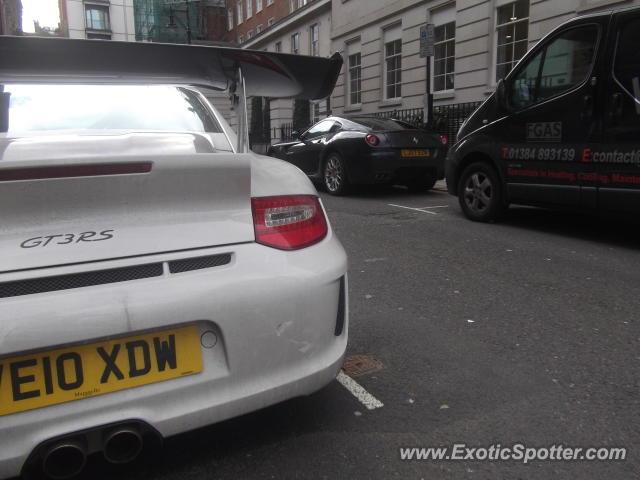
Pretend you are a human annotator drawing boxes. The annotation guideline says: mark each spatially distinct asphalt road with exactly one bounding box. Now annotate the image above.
[84,182,639,480]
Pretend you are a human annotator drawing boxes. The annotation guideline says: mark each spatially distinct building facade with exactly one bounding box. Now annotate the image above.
[60,0,136,41]
[231,0,640,145]
[236,0,331,141]
[331,0,640,124]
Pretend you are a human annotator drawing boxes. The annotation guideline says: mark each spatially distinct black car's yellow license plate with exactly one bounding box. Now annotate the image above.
[0,326,202,416]
[401,149,430,157]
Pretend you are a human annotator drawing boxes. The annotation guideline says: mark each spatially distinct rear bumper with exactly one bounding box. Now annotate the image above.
[0,236,348,479]
[347,149,445,184]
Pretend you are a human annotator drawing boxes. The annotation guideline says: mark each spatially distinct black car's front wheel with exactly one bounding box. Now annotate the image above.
[458,162,505,222]
[323,153,349,195]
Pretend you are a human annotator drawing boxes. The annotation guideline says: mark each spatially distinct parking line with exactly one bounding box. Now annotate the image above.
[336,371,384,410]
[388,203,449,215]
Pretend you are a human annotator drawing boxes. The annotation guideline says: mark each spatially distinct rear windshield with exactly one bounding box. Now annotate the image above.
[347,117,414,131]
[4,84,222,133]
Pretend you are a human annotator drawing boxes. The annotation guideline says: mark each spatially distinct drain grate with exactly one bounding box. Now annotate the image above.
[342,355,383,377]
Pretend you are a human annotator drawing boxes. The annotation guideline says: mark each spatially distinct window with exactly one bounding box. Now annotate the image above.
[383,26,402,100]
[246,0,252,18]
[275,41,281,52]
[347,49,361,105]
[227,7,234,31]
[510,26,598,109]
[291,33,299,54]
[85,5,110,31]
[247,30,253,39]
[496,0,529,81]
[238,35,244,43]
[311,101,321,123]
[256,0,263,12]
[256,24,263,34]
[304,119,335,139]
[237,1,243,24]
[267,0,274,5]
[267,17,275,26]
[6,85,222,133]
[614,18,640,103]
[289,0,307,12]
[310,24,319,56]
[434,22,455,91]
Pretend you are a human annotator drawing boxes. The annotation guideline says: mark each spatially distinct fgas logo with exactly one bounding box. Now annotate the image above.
[21,230,115,248]
[526,122,562,142]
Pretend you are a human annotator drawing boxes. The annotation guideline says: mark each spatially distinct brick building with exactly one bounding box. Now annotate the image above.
[227,0,304,45]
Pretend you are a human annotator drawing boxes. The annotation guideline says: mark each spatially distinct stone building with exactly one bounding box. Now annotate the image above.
[229,0,640,145]
[331,0,640,127]
[59,0,136,41]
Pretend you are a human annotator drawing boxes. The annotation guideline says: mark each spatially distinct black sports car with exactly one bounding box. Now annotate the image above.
[267,116,447,195]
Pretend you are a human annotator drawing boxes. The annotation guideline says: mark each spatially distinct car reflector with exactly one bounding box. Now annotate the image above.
[251,195,328,250]
[365,134,380,147]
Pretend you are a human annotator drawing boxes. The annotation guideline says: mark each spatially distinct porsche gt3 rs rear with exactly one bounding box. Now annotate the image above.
[0,39,346,480]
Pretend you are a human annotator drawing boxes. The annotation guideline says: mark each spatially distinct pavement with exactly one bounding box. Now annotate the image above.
[73,182,640,479]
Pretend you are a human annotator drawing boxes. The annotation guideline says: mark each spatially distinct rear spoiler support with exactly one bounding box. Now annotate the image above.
[235,67,250,153]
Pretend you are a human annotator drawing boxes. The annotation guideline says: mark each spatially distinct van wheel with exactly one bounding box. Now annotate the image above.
[458,162,504,222]
[323,153,349,195]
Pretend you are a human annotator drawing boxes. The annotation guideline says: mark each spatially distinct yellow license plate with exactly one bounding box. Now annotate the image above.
[0,326,202,416]
[401,149,430,157]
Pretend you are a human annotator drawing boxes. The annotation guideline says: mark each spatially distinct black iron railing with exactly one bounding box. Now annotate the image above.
[374,102,482,145]
[249,101,484,149]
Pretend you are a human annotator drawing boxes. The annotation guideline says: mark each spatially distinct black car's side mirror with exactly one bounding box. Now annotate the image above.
[291,130,301,140]
[496,79,510,112]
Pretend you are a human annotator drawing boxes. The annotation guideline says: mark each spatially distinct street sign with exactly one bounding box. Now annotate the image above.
[419,24,434,58]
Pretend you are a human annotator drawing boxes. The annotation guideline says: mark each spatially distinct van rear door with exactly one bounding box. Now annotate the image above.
[599,10,640,214]
[493,20,604,208]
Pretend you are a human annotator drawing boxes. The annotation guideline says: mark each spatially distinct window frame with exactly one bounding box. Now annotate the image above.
[236,1,243,24]
[291,32,300,54]
[310,24,319,56]
[433,21,456,92]
[85,5,110,32]
[507,23,601,111]
[495,0,530,83]
[246,0,253,18]
[384,38,402,100]
[348,51,362,105]
[227,7,234,31]
[256,0,263,13]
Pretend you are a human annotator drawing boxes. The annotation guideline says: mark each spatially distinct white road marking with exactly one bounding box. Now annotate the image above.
[388,203,449,215]
[336,371,384,410]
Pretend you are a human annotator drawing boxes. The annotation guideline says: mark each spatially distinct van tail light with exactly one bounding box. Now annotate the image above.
[251,195,328,250]
[365,134,380,146]
[439,135,449,146]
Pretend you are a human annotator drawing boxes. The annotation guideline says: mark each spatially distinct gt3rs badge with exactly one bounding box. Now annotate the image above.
[20,230,115,248]
[526,122,562,142]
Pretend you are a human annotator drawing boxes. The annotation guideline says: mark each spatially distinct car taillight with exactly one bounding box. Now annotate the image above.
[365,134,380,146]
[251,195,328,250]
[439,135,449,146]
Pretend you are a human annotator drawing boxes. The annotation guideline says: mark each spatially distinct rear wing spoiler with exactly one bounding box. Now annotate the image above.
[0,36,342,99]
[0,36,343,151]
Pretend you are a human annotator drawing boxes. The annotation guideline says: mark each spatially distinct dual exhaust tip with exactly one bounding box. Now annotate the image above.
[39,427,145,479]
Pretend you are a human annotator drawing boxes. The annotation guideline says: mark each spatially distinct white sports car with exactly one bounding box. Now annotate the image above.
[0,37,347,479]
